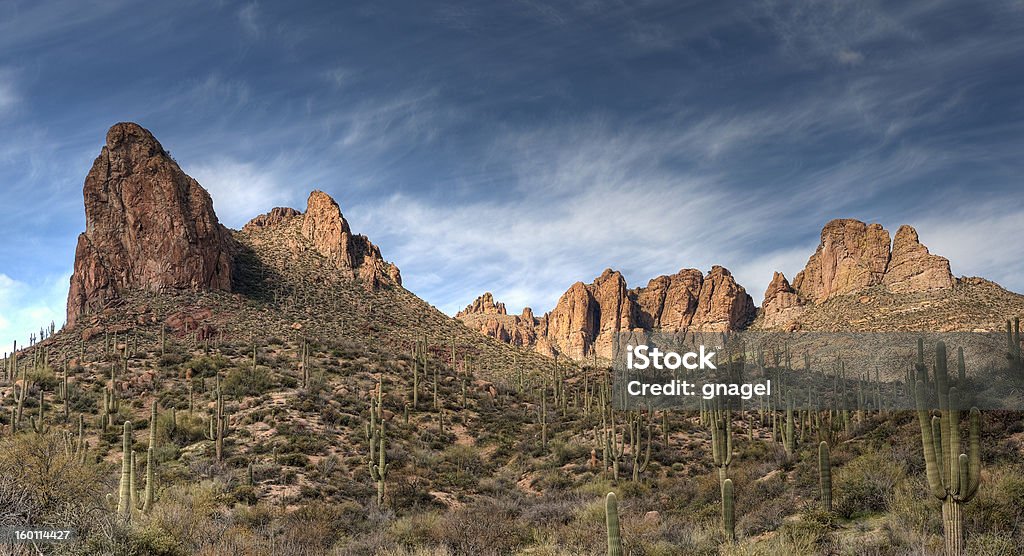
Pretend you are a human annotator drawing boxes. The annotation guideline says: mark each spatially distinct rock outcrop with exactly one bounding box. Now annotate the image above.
[759,272,804,329]
[66,123,235,327]
[243,207,302,231]
[791,219,892,303]
[458,266,755,360]
[882,225,954,293]
[300,190,402,290]
[784,219,954,306]
[456,294,538,348]
[757,219,957,330]
[456,293,507,317]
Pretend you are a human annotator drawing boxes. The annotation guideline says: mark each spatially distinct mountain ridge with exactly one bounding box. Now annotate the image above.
[458,219,1024,357]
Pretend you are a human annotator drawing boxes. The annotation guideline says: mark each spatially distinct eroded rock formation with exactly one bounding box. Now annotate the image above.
[66,122,235,327]
[791,219,891,302]
[457,266,755,360]
[456,293,507,317]
[759,272,804,329]
[300,190,402,290]
[882,225,954,293]
[242,207,302,231]
[788,219,954,305]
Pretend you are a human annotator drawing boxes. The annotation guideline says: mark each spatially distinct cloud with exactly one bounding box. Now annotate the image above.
[0,272,69,350]
[912,203,1024,294]
[0,68,19,116]
[238,3,262,38]
[836,48,865,66]
[185,157,303,229]
[349,120,824,316]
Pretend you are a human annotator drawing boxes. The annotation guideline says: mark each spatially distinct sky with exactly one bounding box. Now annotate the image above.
[1,0,1023,348]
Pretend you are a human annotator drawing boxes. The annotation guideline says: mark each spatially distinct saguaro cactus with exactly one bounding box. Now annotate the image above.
[369,420,388,505]
[1008,318,1022,371]
[605,492,623,556]
[142,402,158,513]
[781,394,796,459]
[710,398,733,482]
[818,441,832,512]
[915,341,981,556]
[117,421,133,518]
[722,478,736,542]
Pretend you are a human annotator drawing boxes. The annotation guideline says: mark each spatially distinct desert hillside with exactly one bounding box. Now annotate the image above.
[1,124,1022,556]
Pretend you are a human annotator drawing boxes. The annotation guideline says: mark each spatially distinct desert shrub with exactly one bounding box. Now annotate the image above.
[833,451,903,518]
[389,511,447,549]
[442,498,528,555]
[965,465,1024,535]
[158,352,187,368]
[182,355,229,377]
[222,365,276,398]
[0,431,109,536]
[966,533,1021,555]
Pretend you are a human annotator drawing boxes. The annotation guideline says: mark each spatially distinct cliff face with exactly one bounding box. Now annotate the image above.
[759,219,957,330]
[300,191,402,290]
[67,123,404,329]
[882,225,954,293]
[791,219,892,303]
[66,123,235,327]
[457,266,756,360]
[789,219,954,303]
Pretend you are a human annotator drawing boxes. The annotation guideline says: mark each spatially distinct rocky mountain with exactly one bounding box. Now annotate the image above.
[66,123,236,327]
[755,218,999,331]
[461,218,1024,354]
[458,266,756,360]
[66,123,404,331]
[54,122,560,408]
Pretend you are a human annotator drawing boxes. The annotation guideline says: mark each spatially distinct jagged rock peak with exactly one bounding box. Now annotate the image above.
[788,219,954,303]
[456,292,507,318]
[759,271,804,329]
[792,219,891,303]
[243,207,302,231]
[883,225,954,293]
[66,122,235,327]
[300,190,402,290]
[475,265,755,361]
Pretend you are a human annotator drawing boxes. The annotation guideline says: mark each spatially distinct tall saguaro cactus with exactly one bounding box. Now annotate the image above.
[605,492,623,556]
[117,421,133,519]
[818,441,832,512]
[369,420,388,506]
[722,478,735,542]
[915,341,981,556]
[709,398,733,482]
[1008,318,1022,372]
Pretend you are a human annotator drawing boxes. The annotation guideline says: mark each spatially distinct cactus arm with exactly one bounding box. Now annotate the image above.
[916,382,946,500]
[948,387,961,495]
[963,407,981,500]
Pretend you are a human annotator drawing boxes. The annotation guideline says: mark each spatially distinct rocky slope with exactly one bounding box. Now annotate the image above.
[62,122,544,378]
[458,266,756,360]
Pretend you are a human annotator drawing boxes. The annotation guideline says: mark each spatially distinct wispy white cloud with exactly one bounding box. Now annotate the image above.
[837,48,865,66]
[350,120,831,315]
[0,68,19,117]
[185,157,303,229]
[238,3,262,38]
[0,272,69,350]
[913,203,1024,292]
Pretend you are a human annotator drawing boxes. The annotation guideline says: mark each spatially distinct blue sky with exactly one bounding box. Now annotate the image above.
[1,0,1023,348]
